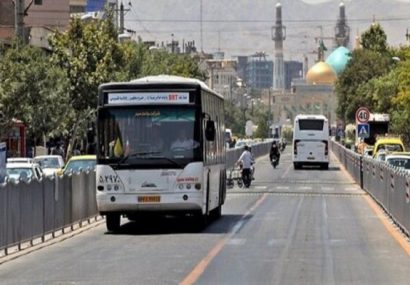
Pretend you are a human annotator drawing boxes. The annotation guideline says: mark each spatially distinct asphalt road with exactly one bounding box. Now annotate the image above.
[1,149,410,285]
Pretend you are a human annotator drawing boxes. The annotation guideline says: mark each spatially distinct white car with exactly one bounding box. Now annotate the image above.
[6,162,44,182]
[385,153,410,172]
[374,150,387,162]
[33,155,65,177]
[7,157,34,164]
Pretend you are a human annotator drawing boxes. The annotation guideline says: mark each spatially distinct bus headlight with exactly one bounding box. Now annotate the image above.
[195,183,201,190]
[186,184,192,190]
[178,184,184,190]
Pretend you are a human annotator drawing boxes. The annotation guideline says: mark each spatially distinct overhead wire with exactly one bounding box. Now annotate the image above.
[128,3,158,40]
[125,16,410,24]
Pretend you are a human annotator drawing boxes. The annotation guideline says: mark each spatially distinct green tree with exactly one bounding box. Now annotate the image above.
[139,49,206,81]
[49,15,124,157]
[390,46,410,144]
[225,101,245,137]
[360,23,388,54]
[336,23,393,123]
[254,110,269,138]
[0,41,69,151]
[336,49,391,122]
[354,69,398,116]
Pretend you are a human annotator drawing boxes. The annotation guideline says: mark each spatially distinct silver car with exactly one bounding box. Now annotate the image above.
[33,155,65,177]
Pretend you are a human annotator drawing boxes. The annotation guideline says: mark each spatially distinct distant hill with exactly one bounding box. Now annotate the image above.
[125,0,410,66]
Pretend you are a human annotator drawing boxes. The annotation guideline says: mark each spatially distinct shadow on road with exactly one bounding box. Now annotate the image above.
[104,214,245,236]
[297,166,340,171]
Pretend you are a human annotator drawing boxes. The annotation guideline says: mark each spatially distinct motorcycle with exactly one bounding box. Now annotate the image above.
[242,168,252,188]
[280,143,286,152]
[271,156,279,168]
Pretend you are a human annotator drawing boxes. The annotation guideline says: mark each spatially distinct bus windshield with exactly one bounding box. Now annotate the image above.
[97,106,201,167]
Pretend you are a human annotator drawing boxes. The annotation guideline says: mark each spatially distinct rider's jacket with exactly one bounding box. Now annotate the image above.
[238,150,254,169]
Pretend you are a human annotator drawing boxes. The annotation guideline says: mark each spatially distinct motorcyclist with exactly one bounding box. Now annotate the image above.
[269,141,281,166]
[236,145,254,188]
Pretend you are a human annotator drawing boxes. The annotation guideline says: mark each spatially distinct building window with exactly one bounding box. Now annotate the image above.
[70,6,86,13]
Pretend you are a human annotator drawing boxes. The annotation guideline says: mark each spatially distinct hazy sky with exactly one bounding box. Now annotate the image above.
[125,0,410,66]
[301,0,410,3]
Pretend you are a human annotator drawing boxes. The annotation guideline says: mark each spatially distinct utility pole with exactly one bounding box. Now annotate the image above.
[14,0,25,41]
[268,88,272,138]
[14,0,38,44]
[120,2,124,34]
[200,0,203,52]
[119,1,130,34]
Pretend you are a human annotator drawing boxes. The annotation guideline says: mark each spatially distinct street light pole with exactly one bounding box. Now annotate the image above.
[268,88,272,138]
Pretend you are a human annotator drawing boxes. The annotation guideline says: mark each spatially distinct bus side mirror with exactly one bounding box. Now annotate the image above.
[205,120,216,141]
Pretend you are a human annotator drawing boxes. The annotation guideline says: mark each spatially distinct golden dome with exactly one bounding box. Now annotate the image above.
[306,61,337,85]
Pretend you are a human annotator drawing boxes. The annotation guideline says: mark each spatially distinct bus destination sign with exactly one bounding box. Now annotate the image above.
[107,92,189,105]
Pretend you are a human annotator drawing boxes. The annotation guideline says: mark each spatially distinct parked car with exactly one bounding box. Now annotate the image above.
[363,146,374,158]
[385,152,410,172]
[7,157,34,164]
[375,150,387,162]
[372,137,405,159]
[6,162,43,182]
[57,155,96,176]
[33,155,65,177]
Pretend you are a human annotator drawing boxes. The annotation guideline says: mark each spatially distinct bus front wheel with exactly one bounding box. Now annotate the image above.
[106,213,120,232]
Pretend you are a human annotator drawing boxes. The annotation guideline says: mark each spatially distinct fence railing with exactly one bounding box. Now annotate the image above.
[0,142,271,254]
[331,140,410,236]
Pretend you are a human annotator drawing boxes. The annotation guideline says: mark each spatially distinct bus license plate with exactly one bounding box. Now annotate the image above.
[307,156,315,160]
[138,196,161,203]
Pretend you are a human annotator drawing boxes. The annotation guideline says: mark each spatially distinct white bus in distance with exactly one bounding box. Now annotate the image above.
[293,114,330,170]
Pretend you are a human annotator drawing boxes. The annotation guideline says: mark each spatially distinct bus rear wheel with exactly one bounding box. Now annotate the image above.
[106,213,120,232]
[210,205,222,220]
[320,163,329,170]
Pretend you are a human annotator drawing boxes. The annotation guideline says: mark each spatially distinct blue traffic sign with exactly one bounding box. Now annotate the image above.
[357,123,370,138]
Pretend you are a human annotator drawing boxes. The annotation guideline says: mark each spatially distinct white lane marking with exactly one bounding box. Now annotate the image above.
[255,186,267,190]
[298,186,312,190]
[344,187,359,191]
[268,239,287,246]
[321,187,335,191]
[226,238,246,246]
[281,163,292,179]
[276,186,290,190]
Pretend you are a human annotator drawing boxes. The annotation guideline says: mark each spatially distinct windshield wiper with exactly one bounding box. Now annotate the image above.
[116,151,183,168]
[117,151,162,165]
[155,157,184,168]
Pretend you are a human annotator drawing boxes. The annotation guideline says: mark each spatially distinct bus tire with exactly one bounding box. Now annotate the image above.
[106,214,120,232]
[210,205,222,220]
[194,212,208,231]
[321,163,329,170]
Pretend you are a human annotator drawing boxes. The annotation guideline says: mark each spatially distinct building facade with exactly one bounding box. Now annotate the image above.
[284,61,303,90]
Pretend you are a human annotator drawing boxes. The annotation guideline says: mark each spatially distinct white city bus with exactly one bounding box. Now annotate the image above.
[293,114,329,170]
[96,75,226,232]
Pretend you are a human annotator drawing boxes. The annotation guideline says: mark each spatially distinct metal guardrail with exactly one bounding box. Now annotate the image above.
[331,140,410,236]
[226,141,271,168]
[0,142,271,254]
[0,171,98,254]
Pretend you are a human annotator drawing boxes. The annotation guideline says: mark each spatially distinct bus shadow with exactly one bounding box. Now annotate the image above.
[298,166,340,171]
[106,214,245,235]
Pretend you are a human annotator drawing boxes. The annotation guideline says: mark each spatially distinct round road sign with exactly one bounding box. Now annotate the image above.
[356,107,370,123]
